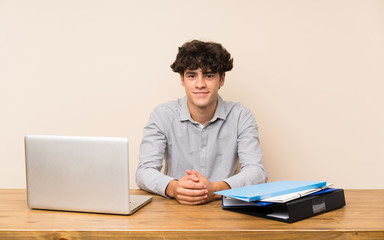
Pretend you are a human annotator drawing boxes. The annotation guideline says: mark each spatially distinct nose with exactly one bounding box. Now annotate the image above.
[195,75,206,88]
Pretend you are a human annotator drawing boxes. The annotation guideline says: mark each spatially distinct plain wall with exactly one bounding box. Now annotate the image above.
[1,0,383,189]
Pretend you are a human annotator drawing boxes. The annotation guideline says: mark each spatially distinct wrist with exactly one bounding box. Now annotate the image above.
[213,181,230,192]
[212,181,230,200]
[165,180,178,198]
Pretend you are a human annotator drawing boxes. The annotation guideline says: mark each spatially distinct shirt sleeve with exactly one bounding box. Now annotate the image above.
[223,105,268,188]
[135,109,176,197]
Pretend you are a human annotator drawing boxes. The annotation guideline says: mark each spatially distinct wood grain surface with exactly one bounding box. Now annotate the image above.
[0,189,383,239]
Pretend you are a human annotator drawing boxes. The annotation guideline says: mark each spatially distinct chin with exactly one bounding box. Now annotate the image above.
[195,101,212,109]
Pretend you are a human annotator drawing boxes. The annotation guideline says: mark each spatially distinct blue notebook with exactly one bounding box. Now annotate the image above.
[215,180,327,202]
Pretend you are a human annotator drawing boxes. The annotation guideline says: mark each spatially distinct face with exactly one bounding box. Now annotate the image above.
[181,68,225,111]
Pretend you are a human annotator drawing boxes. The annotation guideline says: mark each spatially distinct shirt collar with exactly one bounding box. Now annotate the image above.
[180,96,191,122]
[179,95,227,123]
[213,95,227,121]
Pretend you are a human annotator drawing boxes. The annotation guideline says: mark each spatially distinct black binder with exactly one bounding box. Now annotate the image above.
[223,188,346,223]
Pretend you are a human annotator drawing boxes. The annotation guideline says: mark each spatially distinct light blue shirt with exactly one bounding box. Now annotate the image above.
[136,95,268,197]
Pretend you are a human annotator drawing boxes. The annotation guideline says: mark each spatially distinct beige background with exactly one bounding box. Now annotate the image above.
[1,0,383,189]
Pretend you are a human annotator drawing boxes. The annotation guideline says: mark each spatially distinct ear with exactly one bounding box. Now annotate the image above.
[180,73,185,87]
[219,73,226,88]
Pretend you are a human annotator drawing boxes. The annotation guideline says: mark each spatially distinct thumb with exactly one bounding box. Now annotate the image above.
[186,169,198,175]
[188,169,204,179]
[185,169,199,181]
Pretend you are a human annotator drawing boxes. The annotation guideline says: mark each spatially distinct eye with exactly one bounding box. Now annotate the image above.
[206,74,215,79]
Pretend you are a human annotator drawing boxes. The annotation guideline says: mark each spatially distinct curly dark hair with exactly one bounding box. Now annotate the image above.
[170,40,233,76]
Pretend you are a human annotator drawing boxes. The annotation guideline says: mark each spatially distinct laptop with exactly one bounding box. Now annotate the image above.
[24,135,152,215]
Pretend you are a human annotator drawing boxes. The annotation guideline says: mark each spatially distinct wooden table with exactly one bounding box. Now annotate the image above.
[0,189,383,239]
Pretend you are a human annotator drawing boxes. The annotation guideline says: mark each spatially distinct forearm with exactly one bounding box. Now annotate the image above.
[136,166,175,197]
[224,166,268,189]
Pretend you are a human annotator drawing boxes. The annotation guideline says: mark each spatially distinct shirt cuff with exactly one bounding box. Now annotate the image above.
[222,176,239,189]
[157,175,177,198]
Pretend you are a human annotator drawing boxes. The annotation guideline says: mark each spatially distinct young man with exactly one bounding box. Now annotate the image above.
[136,40,267,205]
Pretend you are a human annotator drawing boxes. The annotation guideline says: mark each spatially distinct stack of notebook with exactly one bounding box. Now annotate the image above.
[215,181,346,223]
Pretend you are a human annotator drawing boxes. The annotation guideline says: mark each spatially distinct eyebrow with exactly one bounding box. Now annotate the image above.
[184,70,215,75]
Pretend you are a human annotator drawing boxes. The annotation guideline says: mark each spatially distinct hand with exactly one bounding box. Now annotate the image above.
[165,172,208,205]
[186,170,230,204]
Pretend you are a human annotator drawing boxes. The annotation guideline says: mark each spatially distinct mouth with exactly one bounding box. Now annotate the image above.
[193,92,209,95]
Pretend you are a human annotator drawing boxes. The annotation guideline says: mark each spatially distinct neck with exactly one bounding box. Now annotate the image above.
[188,100,217,126]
